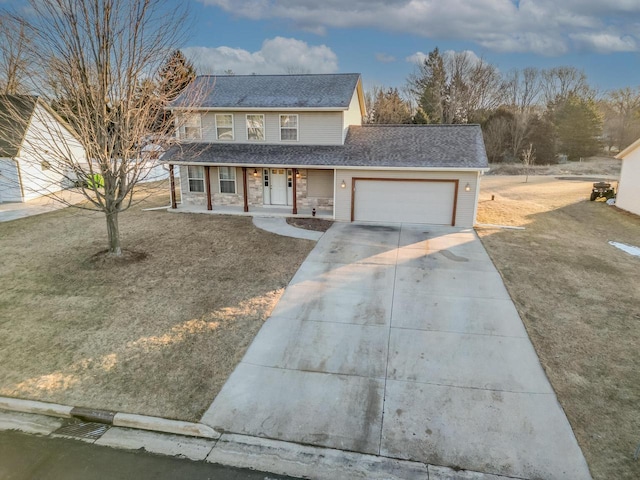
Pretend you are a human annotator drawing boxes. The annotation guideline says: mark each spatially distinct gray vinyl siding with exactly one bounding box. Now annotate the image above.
[307,169,333,197]
[334,169,480,227]
[197,111,343,145]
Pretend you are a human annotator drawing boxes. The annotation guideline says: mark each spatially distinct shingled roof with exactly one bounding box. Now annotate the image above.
[169,74,361,110]
[0,95,38,157]
[162,124,488,169]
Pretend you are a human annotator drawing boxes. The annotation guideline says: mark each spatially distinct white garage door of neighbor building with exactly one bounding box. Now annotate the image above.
[353,179,457,225]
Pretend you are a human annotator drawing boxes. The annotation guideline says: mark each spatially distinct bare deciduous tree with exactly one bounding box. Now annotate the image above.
[521,143,535,183]
[1,0,203,257]
[408,48,503,124]
[601,87,640,152]
[504,67,542,113]
[541,66,592,105]
[0,14,32,94]
[365,86,412,124]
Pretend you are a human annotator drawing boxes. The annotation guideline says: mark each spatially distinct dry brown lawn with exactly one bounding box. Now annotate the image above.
[477,175,640,480]
[0,187,315,421]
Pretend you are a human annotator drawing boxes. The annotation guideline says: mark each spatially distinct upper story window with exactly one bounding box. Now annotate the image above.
[219,166,236,194]
[181,114,202,140]
[246,114,265,141]
[187,165,205,192]
[280,114,298,141]
[215,114,234,140]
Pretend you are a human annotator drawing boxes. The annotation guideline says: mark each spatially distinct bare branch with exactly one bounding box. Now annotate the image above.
[0,0,205,256]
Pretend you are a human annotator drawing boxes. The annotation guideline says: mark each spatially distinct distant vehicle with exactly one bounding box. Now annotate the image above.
[590,181,615,201]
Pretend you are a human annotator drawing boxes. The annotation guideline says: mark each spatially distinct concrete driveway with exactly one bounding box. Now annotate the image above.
[201,223,591,479]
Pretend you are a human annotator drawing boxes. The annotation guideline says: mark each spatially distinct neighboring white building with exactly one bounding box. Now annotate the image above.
[616,139,640,216]
[0,95,86,203]
[163,74,489,227]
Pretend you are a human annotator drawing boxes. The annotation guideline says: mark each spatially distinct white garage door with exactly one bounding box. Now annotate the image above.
[353,179,456,225]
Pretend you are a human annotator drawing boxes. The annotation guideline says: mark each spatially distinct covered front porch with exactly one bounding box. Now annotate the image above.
[167,164,335,218]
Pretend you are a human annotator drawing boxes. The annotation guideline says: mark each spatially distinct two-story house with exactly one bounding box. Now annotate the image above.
[162,74,488,227]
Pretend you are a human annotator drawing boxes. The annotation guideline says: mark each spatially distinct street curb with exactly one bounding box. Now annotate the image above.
[0,397,219,440]
[113,413,219,439]
[0,406,523,480]
[0,397,73,418]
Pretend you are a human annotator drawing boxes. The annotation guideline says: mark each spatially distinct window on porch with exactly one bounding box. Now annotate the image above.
[219,166,236,193]
[187,165,205,192]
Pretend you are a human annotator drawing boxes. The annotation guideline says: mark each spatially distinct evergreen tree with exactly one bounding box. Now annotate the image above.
[153,50,196,134]
[410,48,446,124]
[159,50,196,100]
[553,93,602,160]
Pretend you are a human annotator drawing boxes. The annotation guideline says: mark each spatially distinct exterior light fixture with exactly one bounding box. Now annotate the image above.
[253,168,258,177]
[464,183,471,192]
[296,171,300,178]
[340,180,346,189]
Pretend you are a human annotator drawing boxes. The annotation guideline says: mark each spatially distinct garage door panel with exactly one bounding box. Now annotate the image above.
[354,180,455,225]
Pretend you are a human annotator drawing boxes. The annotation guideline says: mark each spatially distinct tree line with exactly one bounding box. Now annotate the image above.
[366,47,640,164]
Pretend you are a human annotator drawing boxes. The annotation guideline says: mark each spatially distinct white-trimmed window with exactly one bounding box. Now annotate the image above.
[215,114,234,140]
[187,165,205,192]
[219,166,236,193]
[246,114,265,141]
[181,114,202,140]
[280,114,298,141]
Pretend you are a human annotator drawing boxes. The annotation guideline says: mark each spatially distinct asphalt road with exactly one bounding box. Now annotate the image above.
[0,430,298,480]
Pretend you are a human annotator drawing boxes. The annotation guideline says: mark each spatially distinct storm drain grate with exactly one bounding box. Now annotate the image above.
[53,421,110,440]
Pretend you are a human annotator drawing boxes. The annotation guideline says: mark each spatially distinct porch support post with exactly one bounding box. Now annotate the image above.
[169,164,177,209]
[292,168,298,215]
[204,165,212,211]
[242,167,249,212]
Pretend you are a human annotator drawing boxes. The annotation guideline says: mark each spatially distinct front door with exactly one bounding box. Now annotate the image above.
[270,168,287,205]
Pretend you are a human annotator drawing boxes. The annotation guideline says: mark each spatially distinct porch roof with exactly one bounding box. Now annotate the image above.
[162,124,489,169]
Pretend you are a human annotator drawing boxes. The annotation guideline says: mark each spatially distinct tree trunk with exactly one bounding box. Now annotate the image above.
[106,212,122,256]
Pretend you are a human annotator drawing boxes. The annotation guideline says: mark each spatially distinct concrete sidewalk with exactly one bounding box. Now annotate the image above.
[201,222,591,479]
[252,216,324,241]
[0,189,86,222]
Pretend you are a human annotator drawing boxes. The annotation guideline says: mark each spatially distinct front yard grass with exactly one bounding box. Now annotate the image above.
[0,188,315,421]
[477,176,640,480]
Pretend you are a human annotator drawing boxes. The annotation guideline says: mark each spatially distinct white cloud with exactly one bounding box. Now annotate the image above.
[183,37,338,75]
[407,49,482,66]
[406,52,428,65]
[375,53,396,63]
[199,0,640,55]
[570,32,638,53]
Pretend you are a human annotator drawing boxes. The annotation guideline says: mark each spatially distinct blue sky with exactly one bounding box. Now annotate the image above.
[183,0,640,94]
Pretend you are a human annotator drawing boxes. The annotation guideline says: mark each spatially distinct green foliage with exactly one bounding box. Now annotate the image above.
[553,93,602,160]
[412,47,446,124]
[87,173,104,190]
[527,114,557,164]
